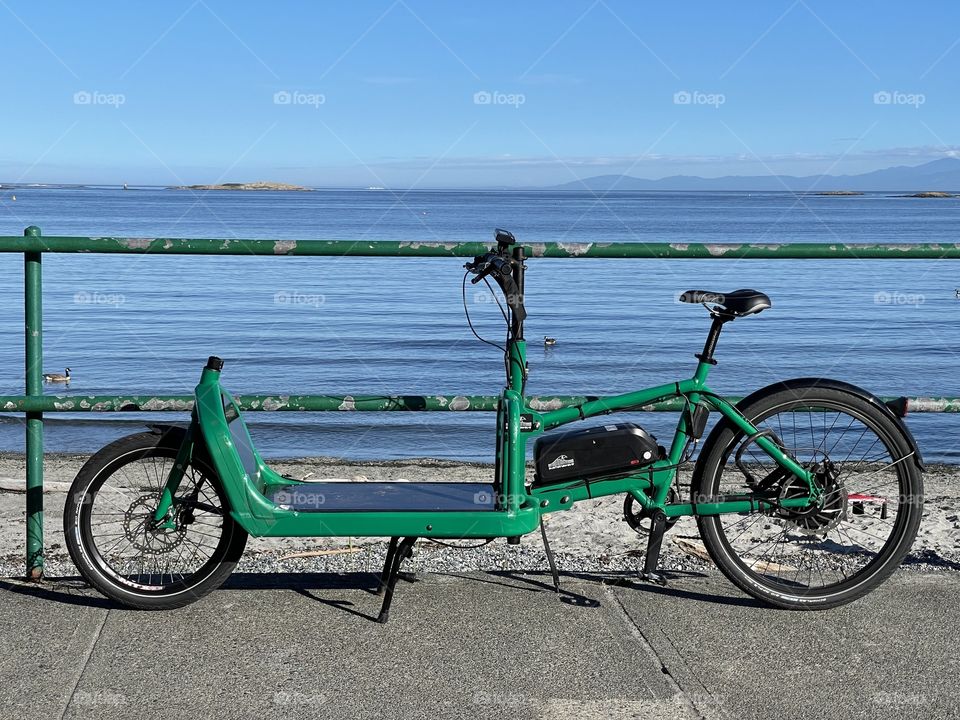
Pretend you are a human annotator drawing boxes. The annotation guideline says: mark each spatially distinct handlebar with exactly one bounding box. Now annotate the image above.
[464,245,526,322]
[466,253,511,284]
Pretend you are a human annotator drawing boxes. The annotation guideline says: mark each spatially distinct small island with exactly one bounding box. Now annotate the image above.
[897,191,956,198]
[169,181,311,191]
[810,190,865,196]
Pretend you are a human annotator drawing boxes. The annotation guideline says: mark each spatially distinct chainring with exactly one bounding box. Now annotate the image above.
[624,488,680,535]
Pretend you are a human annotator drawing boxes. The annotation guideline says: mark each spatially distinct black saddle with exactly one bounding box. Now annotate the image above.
[679,289,771,317]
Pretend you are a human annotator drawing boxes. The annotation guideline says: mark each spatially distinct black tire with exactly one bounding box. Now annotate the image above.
[64,430,247,609]
[693,382,922,610]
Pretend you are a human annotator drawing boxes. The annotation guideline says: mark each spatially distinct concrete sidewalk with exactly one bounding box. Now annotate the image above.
[0,569,956,720]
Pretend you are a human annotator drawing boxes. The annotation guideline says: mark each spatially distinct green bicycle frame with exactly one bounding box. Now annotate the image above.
[156,244,817,541]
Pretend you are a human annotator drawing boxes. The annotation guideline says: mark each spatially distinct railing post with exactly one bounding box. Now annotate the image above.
[24,225,43,580]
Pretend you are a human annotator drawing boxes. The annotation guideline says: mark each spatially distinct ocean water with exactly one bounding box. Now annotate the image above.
[0,187,956,462]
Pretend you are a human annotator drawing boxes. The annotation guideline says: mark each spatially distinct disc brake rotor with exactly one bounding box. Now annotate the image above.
[777,463,848,536]
[122,493,187,553]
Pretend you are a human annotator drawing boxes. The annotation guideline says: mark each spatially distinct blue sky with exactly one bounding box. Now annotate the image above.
[1,1,958,187]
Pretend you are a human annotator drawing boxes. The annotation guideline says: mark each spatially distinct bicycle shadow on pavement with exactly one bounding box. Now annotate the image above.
[0,572,406,621]
[0,569,764,616]
[0,576,116,609]
[436,569,765,609]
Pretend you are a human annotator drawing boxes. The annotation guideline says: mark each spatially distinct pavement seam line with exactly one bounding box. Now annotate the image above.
[656,626,730,718]
[57,607,109,720]
[603,584,707,720]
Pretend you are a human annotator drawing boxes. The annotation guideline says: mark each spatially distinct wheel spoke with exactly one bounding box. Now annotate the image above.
[79,450,231,592]
[705,395,920,600]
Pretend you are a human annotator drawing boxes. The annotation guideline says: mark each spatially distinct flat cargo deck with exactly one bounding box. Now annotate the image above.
[266,482,497,512]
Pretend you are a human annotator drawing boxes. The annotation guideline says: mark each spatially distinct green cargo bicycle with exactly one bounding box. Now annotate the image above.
[64,229,924,622]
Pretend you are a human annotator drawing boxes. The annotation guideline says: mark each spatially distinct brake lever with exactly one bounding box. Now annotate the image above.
[470,265,493,284]
[467,253,510,284]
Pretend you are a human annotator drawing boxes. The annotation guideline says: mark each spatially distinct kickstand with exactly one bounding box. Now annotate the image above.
[377,537,416,597]
[640,510,668,586]
[377,536,418,624]
[377,537,400,595]
[539,518,561,594]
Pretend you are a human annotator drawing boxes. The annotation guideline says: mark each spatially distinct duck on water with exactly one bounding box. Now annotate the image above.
[43,368,70,383]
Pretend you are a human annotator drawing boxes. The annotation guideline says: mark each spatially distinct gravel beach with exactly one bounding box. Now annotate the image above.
[1,452,957,580]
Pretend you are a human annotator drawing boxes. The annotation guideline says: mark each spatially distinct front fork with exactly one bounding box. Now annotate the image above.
[151,415,197,528]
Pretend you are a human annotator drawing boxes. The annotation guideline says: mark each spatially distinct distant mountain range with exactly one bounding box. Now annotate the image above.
[547,157,960,192]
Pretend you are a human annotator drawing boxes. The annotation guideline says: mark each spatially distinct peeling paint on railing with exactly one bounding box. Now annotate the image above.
[3,236,960,259]
[0,394,952,413]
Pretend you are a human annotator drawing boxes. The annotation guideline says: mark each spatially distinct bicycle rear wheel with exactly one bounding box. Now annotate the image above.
[693,383,922,609]
[64,430,247,609]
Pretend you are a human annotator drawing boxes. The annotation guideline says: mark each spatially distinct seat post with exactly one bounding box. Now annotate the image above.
[696,313,731,366]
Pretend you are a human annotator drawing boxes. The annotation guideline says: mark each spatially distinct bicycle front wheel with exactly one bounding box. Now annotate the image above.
[64,430,247,609]
[692,382,923,609]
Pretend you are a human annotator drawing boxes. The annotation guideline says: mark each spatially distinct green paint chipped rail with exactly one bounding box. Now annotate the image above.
[1,235,960,258]
[0,394,955,414]
[3,225,959,580]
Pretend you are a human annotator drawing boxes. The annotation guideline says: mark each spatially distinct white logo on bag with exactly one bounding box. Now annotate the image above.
[547,454,575,470]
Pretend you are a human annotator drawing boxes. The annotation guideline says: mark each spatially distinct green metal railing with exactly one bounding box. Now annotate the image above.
[2,225,959,579]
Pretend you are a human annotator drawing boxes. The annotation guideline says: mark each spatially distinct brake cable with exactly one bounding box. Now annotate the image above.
[462,271,508,354]
[426,538,494,549]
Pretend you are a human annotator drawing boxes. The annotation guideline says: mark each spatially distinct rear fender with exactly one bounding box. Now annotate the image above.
[699,378,924,473]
